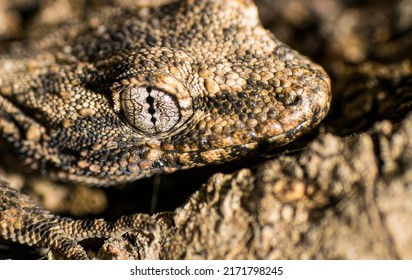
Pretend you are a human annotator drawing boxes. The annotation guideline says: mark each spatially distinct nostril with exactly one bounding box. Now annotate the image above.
[291,95,301,104]
[277,89,302,106]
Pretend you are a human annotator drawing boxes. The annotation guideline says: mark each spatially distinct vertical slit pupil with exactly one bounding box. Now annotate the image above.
[146,89,157,125]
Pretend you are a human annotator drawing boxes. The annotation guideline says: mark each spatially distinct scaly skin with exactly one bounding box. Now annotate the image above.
[0,0,331,259]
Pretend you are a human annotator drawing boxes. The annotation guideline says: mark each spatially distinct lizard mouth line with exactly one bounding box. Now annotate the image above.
[161,118,312,155]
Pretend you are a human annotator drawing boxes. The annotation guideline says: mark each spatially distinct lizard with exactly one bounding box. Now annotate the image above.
[0,0,331,259]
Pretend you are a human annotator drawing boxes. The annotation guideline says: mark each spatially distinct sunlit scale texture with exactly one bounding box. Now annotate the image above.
[0,0,331,185]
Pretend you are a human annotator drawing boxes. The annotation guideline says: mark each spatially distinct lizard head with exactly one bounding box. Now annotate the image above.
[0,0,331,184]
[106,0,331,178]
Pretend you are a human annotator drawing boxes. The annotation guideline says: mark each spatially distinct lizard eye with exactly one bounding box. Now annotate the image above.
[120,86,181,135]
[111,73,194,137]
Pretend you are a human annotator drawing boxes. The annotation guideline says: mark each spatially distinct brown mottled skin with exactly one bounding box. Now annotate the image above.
[0,0,331,259]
